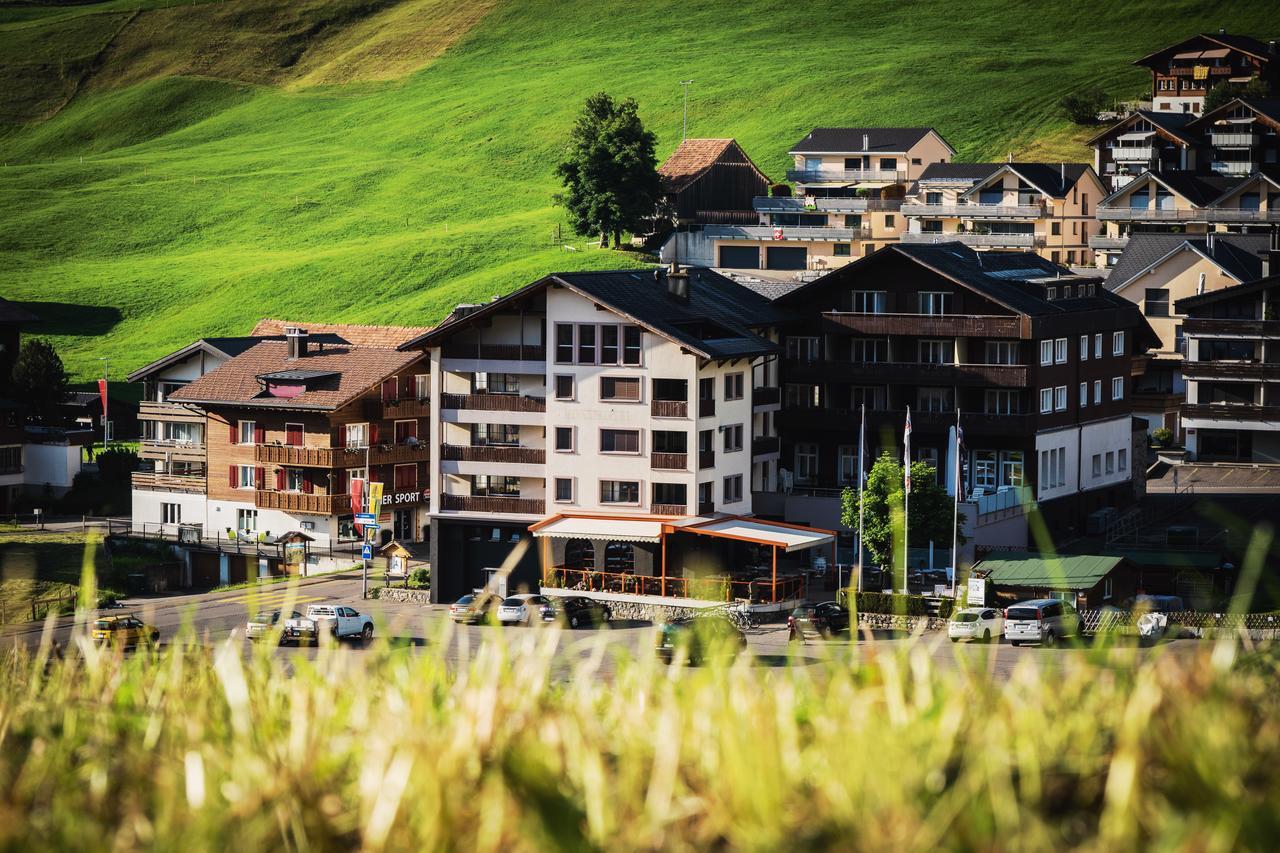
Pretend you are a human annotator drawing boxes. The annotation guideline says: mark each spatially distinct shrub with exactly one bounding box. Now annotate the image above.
[1152,427,1174,448]
[1060,86,1109,124]
[408,567,431,589]
[769,183,792,197]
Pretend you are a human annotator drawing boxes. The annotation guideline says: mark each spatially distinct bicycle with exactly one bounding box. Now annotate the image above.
[718,601,759,631]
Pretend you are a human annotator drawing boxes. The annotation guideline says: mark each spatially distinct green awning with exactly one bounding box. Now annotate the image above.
[975,552,1126,591]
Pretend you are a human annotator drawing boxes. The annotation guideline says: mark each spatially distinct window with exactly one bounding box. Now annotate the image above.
[236,508,258,533]
[1080,335,1089,360]
[600,429,640,454]
[600,376,641,402]
[1119,448,1128,472]
[1080,382,1088,407]
[1040,388,1053,414]
[600,325,619,364]
[285,467,305,492]
[1051,221,1061,236]
[1067,251,1076,266]
[1054,386,1067,412]
[918,387,953,413]
[794,443,819,484]
[394,464,417,491]
[238,420,256,445]
[724,373,744,400]
[1092,454,1102,478]
[1113,331,1125,355]
[161,503,181,525]
[555,323,575,363]
[985,341,1018,365]
[849,290,887,314]
[1094,380,1102,404]
[883,214,896,228]
[850,338,887,362]
[1094,333,1102,359]
[925,191,942,205]
[844,214,863,228]
[394,419,418,444]
[345,422,368,448]
[1055,338,1068,364]
[1112,376,1124,400]
[985,389,1020,415]
[785,383,820,408]
[1040,340,1054,366]
[472,423,519,445]
[919,292,952,315]
[555,427,574,452]
[600,480,640,504]
[837,445,858,485]
[577,324,596,364]
[1064,285,1074,298]
[554,375,574,400]
[1001,451,1024,487]
[973,451,997,490]
[476,372,518,394]
[473,475,520,496]
[786,337,820,361]
[833,243,851,256]
[414,374,429,399]
[623,326,642,365]
[235,465,256,489]
[555,478,574,503]
[723,424,744,452]
[723,474,744,504]
[1105,451,1115,475]
[919,339,954,364]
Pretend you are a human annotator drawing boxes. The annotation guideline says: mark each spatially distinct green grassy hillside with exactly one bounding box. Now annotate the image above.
[0,0,1275,379]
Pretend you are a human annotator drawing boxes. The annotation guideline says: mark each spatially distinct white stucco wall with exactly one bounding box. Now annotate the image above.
[23,443,81,491]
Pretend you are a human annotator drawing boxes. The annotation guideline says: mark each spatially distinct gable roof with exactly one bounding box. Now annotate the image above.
[788,127,953,155]
[168,338,422,411]
[125,336,268,383]
[914,162,1001,182]
[1190,96,1280,134]
[1106,232,1269,293]
[1134,33,1278,69]
[977,552,1127,590]
[1100,170,1239,208]
[0,298,39,325]
[657,138,770,194]
[961,162,1094,199]
[1086,109,1200,147]
[402,268,785,361]
[1175,273,1280,313]
[250,319,428,349]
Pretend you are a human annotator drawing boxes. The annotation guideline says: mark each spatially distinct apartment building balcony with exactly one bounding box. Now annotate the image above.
[702,225,870,242]
[822,311,1024,338]
[778,407,1032,437]
[138,399,205,424]
[1182,361,1275,381]
[1111,146,1155,162]
[1182,403,1280,423]
[255,490,348,515]
[697,501,715,515]
[651,399,688,418]
[753,386,780,407]
[138,439,206,464]
[698,450,715,470]
[440,392,546,413]
[650,452,688,471]
[900,202,1045,219]
[1095,207,1203,222]
[440,494,546,515]
[440,343,546,362]
[1204,208,1280,223]
[651,503,688,516]
[1210,160,1257,177]
[753,196,902,214]
[784,359,1028,387]
[786,168,906,183]
[1183,318,1280,336]
[698,398,716,418]
[368,397,431,420]
[752,436,780,457]
[1089,234,1130,250]
[131,471,206,494]
[900,231,1044,249]
[441,443,546,465]
[1210,130,1263,148]
[257,444,338,467]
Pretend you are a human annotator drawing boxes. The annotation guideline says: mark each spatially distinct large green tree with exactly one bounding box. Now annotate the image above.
[11,338,68,423]
[840,452,966,567]
[1204,77,1272,113]
[556,92,660,248]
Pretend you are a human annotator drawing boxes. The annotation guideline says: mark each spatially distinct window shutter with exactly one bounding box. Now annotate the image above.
[254,424,265,444]
[229,422,238,444]
[403,376,413,398]
[276,468,285,491]
[256,467,265,489]
[229,465,237,488]
[370,423,379,445]
[335,426,345,448]
[303,472,314,494]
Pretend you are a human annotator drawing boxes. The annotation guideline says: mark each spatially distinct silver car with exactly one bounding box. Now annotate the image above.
[1004,598,1081,647]
[245,609,301,641]
[497,594,551,626]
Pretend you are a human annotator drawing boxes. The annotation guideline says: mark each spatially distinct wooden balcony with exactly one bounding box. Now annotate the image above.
[651,452,687,471]
[440,393,546,413]
[752,386,780,407]
[1183,318,1280,336]
[367,443,431,466]
[369,397,431,420]
[441,343,546,361]
[900,232,1045,249]
[784,359,1028,387]
[138,439,206,464]
[698,450,715,470]
[900,201,1045,218]
[138,399,205,424]
[822,312,1024,338]
[779,407,1032,437]
[1182,403,1280,423]
[651,503,687,516]
[1182,361,1276,381]
[254,490,348,515]
[752,436,780,456]
[131,471,206,494]
[441,444,546,464]
[651,399,688,418]
[440,494,546,515]
[256,444,336,467]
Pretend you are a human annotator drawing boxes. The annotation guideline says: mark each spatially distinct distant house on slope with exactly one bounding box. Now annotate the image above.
[657,138,772,225]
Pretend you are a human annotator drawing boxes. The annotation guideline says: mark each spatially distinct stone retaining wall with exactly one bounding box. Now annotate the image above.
[377,587,432,605]
[855,612,948,633]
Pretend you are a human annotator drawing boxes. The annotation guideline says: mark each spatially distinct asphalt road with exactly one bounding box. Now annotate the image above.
[1,573,1201,681]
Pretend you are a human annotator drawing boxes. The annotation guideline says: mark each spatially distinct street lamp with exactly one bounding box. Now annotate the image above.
[680,80,693,141]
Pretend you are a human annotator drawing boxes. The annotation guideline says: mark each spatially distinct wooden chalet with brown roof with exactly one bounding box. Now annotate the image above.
[657,138,771,224]
[1136,30,1278,115]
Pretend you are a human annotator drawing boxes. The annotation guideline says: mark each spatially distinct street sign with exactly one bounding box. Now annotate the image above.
[361,543,373,560]
[355,512,377,524]
[967,576,986,607]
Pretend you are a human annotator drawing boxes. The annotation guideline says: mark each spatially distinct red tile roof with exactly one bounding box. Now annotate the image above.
[657,138,738,193]
[251,319,430,349]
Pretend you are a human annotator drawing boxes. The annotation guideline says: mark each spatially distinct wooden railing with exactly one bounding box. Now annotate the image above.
[138,399,205,423]
[254,490,347,515]
[257,444,336,467]
[442,343,546,361]
[440,494,545,514]
[651,399,688,418]
[367,443,431,466]
[370,398,431,419]
[822,312,1024,338]
[1181,361,1273,381]
[651,452,687,470]
[1182,403,1280,422]
[131,471,206,494]
[651,503,687,517]
[440,393,546,413]
[752,436,780,456]
[441,444,545,464]
[544,567,806,603]
[138,439,206,463]
[752,386,780,406]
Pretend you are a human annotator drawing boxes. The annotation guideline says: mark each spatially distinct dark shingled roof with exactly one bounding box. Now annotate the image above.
[967,163,1093,199]
[1153,172,1241,207]
[789,127,944,155]
[1108,232,1269,294]
[1176,273,1280,313]
[915,163,1001,182]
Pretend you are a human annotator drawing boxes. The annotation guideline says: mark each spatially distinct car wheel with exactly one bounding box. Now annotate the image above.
[602,609,611,623]
[151,631,160,643]
[950,637,959,643]
[569,614,580,629]
[1043,630,1055,647]
[362,624,373,640]
[1010,641,1021,647]
[982,630,991,643]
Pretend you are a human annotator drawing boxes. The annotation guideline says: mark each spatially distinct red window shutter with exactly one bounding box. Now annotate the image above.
[419,462,429,491]
[254,424,265,444]
[303,472,314,494]
[229,422,238,444]
[334,426,346,448]
[256,467,265,489]
[276,468,285,491]
[370,423,379,445]
[229,465,237,488]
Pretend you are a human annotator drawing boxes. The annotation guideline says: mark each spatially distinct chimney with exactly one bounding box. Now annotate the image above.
[1218,27,1226,36]
[285,326,308,360]
[1206,230,1216,252]
[667,261,690,302]
[862,133,869,151]
[1060,162,1065,189]
[1197,272,1206,295]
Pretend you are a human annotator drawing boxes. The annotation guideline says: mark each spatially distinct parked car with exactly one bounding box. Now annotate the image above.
[788,601,851,640]
[1004,599,1081,646]
[497,594,551,626]
[540,596,612,628]
[449,592,502,624]
[92,615,159,648]
[245,609,302,641]
[948,607,1003,643]
[284,605,374,643]
[656,616,747,665]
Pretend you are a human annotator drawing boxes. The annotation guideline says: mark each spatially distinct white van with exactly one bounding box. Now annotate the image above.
[1003,598,1081,646]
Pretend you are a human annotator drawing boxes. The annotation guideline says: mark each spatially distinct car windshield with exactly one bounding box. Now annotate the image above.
[954,612,980,623]
[501,597,524,606]
[250,612,275,624]
[1006,607,1040,621]
[456,595,475,606]
[93,620,115,631]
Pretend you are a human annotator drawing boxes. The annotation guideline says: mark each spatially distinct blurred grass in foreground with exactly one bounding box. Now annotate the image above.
[2,622,1280,851]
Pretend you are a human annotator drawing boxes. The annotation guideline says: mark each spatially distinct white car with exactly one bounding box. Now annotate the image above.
[948,607,1003,643]
[1004,598,1081,647]
[283,604,374,643]
[245,609,301,641]
[497,594,551,626]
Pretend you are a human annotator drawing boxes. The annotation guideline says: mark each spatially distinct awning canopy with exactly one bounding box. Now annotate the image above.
[681,518,835,552]
[530,515,664,544]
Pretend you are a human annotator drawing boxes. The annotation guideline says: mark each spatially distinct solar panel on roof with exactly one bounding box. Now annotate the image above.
[984,268,1054,280]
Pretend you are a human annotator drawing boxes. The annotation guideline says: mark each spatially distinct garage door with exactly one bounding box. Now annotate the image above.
[719,245,760,269]
[766,246,807,270]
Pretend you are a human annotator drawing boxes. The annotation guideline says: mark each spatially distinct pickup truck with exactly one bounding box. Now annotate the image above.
[283,604,374,643]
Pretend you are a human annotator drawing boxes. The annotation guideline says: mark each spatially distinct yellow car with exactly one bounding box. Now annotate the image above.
[92,615,159,647]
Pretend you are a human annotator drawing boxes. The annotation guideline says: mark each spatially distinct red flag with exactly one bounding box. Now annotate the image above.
[97,378,108,423]
[350,477,365,532]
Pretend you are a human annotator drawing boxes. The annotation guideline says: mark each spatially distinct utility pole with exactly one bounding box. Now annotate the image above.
[680,80,693,141]
[98,356,110,459]
[362,436,371,599]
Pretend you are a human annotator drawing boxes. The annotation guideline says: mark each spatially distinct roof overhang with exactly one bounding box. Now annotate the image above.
[676,516,835,552]
[126,340,229,383]
[529,514,669,543]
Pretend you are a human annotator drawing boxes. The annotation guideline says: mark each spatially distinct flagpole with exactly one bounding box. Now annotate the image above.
[856,403,865,595]
[902,406,910,597]
[952,408,961,598]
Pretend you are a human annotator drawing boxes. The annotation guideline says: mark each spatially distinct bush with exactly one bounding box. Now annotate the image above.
[1152,427,1174,448]
[838,591,947,617]
[769,183,792,197]
[1060,86,1109,124]
[408,567,431,590]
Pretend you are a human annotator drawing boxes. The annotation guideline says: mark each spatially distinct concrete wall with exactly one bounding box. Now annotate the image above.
[22,443,80,494]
